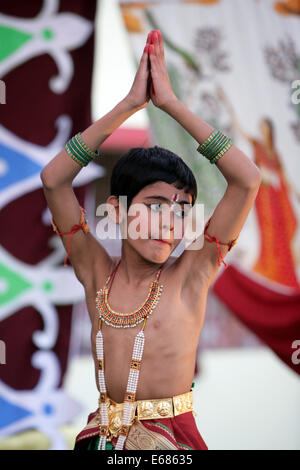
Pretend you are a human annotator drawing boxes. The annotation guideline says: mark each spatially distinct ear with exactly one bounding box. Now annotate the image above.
[106,195,120,224]
[106,195,127,225]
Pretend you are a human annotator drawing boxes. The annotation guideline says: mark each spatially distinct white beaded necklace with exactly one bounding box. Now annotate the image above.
[95,259,164,450]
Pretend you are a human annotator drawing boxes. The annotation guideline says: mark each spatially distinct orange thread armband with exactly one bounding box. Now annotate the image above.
[51,205,90,267]
[204,218,238,268]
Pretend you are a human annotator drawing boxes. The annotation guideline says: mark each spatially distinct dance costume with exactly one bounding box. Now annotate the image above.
[74,260,208,450]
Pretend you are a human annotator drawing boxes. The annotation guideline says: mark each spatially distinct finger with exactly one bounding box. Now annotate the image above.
[149,44,158,75]
[147,73,152,95]
[151,82,155,96]
[149,44,155,56]
[140,44,149,63]
[157,30,165,62]
[137,45,149,74]
[149,30,155,43]
[146,44,151,67]
[152,31,161,58]
[149,30,158,49]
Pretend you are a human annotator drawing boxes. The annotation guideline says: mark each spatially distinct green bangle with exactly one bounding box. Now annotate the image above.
[76,132,100,159]
[209,140,233,164]
[197,128,233,164]
[65,132,100,167]
[65,143,87,167]
[197,128,218,154]
[204,133,228,159]
[67,138,90,166]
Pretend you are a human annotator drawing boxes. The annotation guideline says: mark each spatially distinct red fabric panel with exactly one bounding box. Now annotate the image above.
[213,265,300,375]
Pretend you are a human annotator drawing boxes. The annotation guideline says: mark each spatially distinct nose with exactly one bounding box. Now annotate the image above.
[161,207,174,234]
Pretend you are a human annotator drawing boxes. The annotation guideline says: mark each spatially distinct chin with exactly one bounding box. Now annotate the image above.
[152,247,174,264]
[141,247,171,265]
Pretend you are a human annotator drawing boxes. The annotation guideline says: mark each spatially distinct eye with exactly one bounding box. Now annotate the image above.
[174,205,192,219]
[174,209,186,218]
[148,203,163,212]
[145,203,192,218]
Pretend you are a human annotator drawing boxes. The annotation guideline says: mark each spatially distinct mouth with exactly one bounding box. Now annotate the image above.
[153,239,171,246]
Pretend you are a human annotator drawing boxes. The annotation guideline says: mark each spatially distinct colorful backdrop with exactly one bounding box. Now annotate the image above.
[118,0,300,374]
[0,0,104,449]
[0,0,299,450]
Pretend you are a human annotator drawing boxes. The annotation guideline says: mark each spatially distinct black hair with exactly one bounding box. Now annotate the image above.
[110,146,198,211]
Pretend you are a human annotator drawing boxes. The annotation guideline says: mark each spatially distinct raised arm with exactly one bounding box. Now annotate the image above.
[148,30,262,287]
[40,35,152,289]
[161,99,261,283]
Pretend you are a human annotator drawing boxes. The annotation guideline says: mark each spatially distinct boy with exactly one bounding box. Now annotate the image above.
[40,30,261,450]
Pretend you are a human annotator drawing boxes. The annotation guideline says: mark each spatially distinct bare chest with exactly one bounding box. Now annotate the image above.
[90,280,207,365]
[85,270,208,400]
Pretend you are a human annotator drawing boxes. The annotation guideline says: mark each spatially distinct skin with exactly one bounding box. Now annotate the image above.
[87,181,208,402]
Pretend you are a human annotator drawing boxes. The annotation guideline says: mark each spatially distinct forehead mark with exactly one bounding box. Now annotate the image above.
[144,195,189,204]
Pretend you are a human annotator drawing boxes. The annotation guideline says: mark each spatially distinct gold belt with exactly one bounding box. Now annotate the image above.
[99,390,194,441]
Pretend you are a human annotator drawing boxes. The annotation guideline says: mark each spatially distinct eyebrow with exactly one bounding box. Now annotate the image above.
[144,196,191,205]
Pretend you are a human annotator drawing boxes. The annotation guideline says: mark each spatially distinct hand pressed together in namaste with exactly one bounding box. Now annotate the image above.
[126,30,177,111]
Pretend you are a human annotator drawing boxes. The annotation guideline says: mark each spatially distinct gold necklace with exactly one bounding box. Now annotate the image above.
[95,259,164,328]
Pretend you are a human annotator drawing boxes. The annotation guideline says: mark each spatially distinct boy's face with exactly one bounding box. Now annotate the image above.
[121,181,193,264]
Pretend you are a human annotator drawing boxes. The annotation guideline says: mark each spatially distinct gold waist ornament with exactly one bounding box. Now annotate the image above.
[98,390,194,442]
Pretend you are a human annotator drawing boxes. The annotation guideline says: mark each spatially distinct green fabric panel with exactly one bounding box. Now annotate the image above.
[0,25,32,62]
